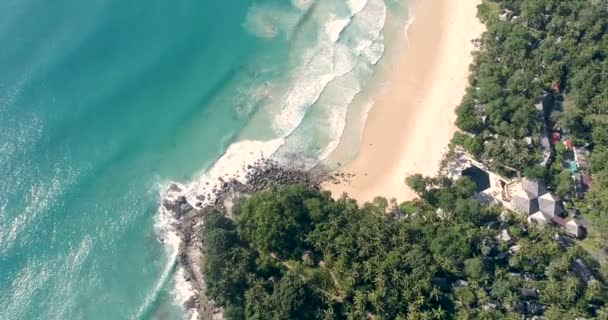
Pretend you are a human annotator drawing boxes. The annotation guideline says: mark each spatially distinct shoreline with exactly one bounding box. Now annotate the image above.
[324,0,485,203]
[161,160,330,320]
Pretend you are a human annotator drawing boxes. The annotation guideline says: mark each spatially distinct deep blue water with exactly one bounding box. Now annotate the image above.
[0,0,408,319]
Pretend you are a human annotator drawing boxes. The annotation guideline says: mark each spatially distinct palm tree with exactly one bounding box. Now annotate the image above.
[564,276,581,302]
[431,306,447,320]
[429,287,441,302]
[320,307,335,320]
[597,306,608,320]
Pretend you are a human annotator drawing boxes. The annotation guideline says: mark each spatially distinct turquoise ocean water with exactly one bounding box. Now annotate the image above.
[0,0,409,319]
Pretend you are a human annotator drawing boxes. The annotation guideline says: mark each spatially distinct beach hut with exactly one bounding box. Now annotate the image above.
[538,193,564,218]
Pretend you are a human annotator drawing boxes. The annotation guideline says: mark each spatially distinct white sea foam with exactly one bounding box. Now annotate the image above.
[134,203,181,320]
[347,0,368,15]
[269,0,388,167]
[173,268,199,320]
[323,13,351,42]
[163,0,402,317]
[184,139,284,203]
[155,139,284,317]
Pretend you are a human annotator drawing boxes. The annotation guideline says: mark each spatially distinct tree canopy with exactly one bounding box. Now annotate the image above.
[453,0,608,242]
[202,183,607,319]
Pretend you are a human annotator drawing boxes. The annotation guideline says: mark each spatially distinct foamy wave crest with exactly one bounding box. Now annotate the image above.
[173,268,198,320]
[133,203,180,320]
[269,0,387,168]
[184,139,284,203]
[161,0,396,316]
[271,0,386,135]
[347,0,368,15]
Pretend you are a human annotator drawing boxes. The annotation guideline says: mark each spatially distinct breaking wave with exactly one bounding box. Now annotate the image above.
[152,0,416,317]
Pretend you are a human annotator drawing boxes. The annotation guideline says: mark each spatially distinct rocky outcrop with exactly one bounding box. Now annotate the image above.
[160,159,330,320]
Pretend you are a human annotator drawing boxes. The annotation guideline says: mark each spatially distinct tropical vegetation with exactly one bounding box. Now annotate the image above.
[202,183,607,319]
[453,0,608,245]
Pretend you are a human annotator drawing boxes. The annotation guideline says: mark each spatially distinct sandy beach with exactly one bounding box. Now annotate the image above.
[326,0,485,203]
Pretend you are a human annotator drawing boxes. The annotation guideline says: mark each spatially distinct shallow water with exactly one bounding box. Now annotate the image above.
[0,0,409,319]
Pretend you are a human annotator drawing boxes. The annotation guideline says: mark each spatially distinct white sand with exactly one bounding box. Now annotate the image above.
[325,0,485,203]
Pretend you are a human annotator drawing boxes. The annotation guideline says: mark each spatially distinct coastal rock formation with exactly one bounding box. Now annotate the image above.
[159,159,329,320]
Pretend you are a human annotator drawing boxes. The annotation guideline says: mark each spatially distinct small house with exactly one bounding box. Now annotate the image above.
[497,229,514,245]
[509,244,522,254]
[566,220,584,239]
[528,211,550,227]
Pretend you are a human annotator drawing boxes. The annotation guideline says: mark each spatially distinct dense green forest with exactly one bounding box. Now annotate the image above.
[202,183,607,319]
[453,0,608,241]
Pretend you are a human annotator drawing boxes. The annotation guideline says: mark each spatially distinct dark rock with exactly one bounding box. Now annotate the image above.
[162,199,177,211]
[168,183,182,193]
[183,296,197,310]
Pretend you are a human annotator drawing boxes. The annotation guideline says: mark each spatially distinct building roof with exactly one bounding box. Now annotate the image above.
[522,179,547,198]
[528,211,550,226]
[551,216,566,227]
[566,220,584,238]
[497,229,513,243]
[514,195,539,215]
[538,193,564,217]
[581,173,593,191]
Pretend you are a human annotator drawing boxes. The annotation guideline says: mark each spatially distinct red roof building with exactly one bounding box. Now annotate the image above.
[551,216,567,228]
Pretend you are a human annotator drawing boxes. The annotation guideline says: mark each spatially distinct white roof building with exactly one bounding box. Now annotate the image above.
[528,211,551,227]
[538,193,564,218]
